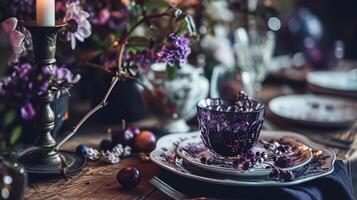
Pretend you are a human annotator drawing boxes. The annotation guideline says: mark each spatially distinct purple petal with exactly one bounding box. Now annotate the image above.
[21,103,36,119]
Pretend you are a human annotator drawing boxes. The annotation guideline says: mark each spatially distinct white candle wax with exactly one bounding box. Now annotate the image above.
[36,0,55,26]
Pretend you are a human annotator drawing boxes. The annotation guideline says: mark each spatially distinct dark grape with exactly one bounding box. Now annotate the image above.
[274,156,293,168]
[76,144,87,155]
[117,167,141,189]
[99,139,114,152]
[200,157,207,164]
[242,161,253,170]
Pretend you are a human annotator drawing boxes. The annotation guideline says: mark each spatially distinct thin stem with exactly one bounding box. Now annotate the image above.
[56,45,125,149]
[56,76,119,149]
[56,11,171,149]
[79,62,113,74]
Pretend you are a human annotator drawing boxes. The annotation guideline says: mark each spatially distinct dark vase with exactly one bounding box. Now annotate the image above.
[0,157,27,200]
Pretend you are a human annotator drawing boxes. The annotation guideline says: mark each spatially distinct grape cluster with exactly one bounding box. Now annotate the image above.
[204,91,259,113]
[235,91,256,112]
[273,155,293,168]
[269,167,295,182]
[232,150,268,171]
[262,140,292,156]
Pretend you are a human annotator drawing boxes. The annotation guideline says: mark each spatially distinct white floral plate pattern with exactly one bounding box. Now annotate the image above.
[176,134,312,177]
[150,131,335,187]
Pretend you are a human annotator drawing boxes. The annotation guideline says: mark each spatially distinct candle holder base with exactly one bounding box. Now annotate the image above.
[19,150,85,176]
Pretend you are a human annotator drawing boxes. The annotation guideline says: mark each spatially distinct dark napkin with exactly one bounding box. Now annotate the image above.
[157,160,355,200]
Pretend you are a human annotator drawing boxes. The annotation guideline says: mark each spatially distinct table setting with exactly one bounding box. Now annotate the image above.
[0,0,356,200]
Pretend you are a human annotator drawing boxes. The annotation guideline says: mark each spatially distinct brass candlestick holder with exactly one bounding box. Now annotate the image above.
[19,21,85,176]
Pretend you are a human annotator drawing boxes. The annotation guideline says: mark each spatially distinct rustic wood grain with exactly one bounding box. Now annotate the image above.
[25,134,160,200]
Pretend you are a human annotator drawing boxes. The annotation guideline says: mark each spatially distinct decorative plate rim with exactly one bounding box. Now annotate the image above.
[176,135,313,177]
[150,130,336,187]
[307,71,357,93]
[268,94,357,127]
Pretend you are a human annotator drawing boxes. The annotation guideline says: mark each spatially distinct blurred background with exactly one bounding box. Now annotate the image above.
[61,0,357,128]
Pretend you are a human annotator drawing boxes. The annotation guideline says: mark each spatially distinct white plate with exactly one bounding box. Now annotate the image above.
[269,94,357,128]
[176,134,312,177]
[150,131,335,187]
[307,70,357,98]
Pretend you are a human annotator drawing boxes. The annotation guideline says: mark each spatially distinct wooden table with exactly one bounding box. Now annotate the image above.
[25,83,357,200]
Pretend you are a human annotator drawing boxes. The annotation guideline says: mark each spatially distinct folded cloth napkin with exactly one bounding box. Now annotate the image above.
[158,160,355,200]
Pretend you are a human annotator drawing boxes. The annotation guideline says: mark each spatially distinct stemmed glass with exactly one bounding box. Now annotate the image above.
[234,28,276,98]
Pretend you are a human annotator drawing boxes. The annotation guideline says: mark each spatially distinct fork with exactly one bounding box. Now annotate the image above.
[150,176,187,200]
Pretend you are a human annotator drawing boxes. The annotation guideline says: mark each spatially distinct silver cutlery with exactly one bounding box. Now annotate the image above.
[150,176,222,200]
[150,176,187,200]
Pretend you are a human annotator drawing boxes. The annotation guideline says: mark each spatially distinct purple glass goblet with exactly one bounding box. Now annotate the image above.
[197,98,266,158]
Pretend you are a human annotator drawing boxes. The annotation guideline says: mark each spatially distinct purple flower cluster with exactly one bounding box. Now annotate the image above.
[126,50,156,74]
[8,0,34,19]
[0,63,79,119]
[79,0,128,30]
[157,33,191,65]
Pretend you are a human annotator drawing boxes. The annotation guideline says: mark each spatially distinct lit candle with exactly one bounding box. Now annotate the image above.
[36,0,55,26]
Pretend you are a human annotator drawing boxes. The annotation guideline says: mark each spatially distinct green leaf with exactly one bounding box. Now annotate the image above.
[0,140,5,152]
[175,20,188,35]
[4,111,16,125]
[144,0,168,13]
[9,126,22,145]
[166,62,180,80]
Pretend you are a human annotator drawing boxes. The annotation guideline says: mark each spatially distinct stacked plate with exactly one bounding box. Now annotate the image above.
[150,131,336,186]
[269,94,357,128]
[307,70,357,98]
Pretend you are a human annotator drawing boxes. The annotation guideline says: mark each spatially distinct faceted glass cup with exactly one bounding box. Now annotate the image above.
[197,98,266,158]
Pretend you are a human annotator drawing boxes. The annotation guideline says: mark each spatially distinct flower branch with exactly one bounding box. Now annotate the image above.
[56,6,194,149]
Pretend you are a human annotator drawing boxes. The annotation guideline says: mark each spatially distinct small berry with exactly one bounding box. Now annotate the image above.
[117,167,141,189]
[76,144,87,155]
[100,139,114,152]
[274,156,293,168]
[200,157,207,164]
[242,161,253,170]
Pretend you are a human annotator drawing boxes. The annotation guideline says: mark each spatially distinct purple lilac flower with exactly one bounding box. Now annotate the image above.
[21,103,36,119]
[54,66,81,84]
[157,33,191,65]
[0,63,79,120]
[9,0,34,18]
[83,0,127,29]
[127,50,156,73]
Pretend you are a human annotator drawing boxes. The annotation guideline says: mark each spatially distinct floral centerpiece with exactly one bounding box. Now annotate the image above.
[0,16,80,150]
[0,0,199,151]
